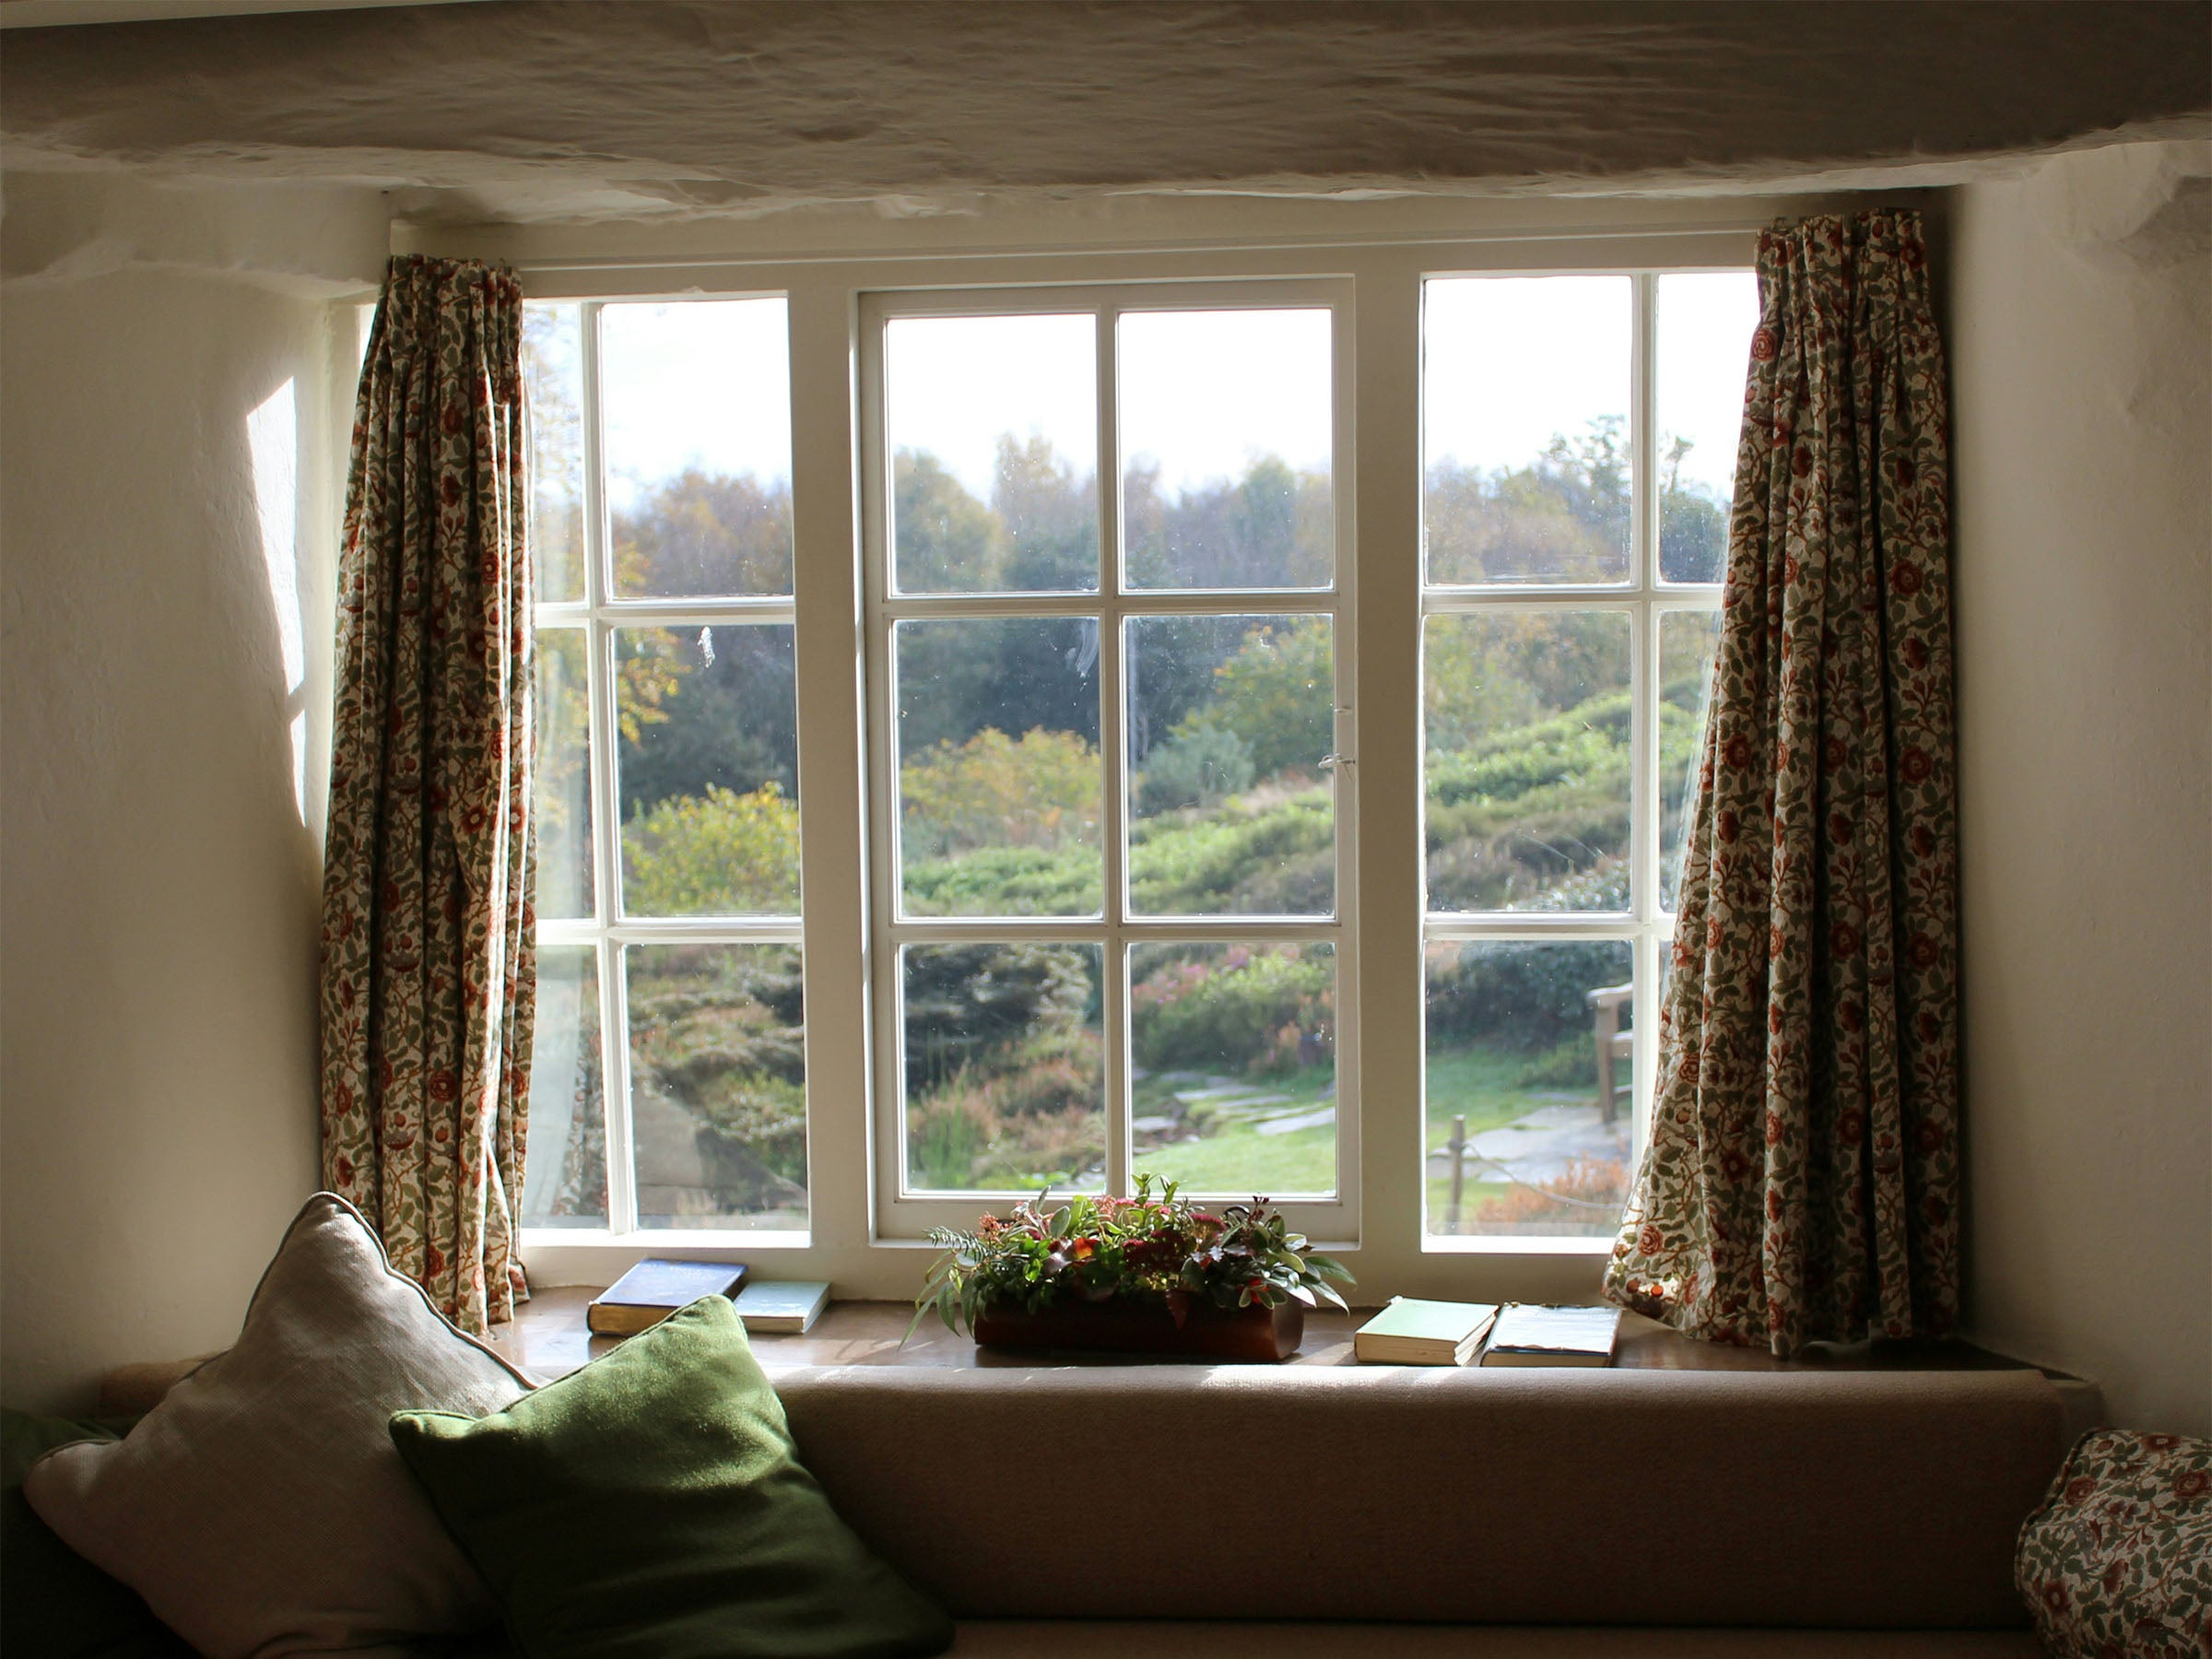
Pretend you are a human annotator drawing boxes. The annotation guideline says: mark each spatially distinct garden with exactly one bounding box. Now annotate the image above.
[524,372,1725,1234]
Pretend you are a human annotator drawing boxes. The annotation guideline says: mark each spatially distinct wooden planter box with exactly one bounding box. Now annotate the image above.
[971,1296,1304,1361]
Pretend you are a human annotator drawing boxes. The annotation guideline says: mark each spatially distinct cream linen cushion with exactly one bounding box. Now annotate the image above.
[23,1192,534,1658]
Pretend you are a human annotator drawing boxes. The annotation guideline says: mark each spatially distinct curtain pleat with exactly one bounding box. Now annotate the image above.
[319,254,535,1334]
[1605,211,1960,1354]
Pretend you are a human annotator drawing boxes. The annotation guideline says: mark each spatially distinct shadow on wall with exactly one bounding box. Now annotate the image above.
[0,262,344,1412]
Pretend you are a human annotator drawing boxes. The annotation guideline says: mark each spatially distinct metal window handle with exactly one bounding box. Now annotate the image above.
[1319,754,1351,770]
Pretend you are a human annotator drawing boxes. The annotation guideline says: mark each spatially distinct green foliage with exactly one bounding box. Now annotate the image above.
[893,449,1006,590]
[1124,456,1331,590]
[900,727,1100,861]
[1128,785,1335,915]
[1135,721,1253,814]
[621,782,801,915]
[1424,419,1630,585]
[901,844,1099,918]
[911,1177,1354,1339]
[612,466,793,597]
[1425,935,1631,1053]
[1194,616,1333,780]
[906,1027,1102,1192]
[626,946,807,1199]
[902,941,1094,1086]
[1131,946,1334,1077]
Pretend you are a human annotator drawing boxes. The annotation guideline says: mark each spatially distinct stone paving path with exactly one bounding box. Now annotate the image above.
[1427,1097,1631,1184]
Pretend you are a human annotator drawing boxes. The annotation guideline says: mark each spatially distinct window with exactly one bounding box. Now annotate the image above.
[1419,270,1758,1241]
[520,296,810,1239]
[496,222,1757,1287]
[858,284,1357,1240]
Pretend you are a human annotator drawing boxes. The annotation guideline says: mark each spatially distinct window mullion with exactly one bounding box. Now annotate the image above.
[1631,274,1660,935]
[1093,307,1134,1199]
[576,302,640,1235]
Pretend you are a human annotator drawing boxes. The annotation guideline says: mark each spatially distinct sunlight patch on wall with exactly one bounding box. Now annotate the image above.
[248,376,308,819]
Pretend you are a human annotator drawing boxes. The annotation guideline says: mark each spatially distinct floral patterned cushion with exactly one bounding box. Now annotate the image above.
[2016,1428,2212,1656]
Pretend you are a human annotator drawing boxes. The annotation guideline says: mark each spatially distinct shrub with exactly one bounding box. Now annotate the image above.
[620,782,800,915]
[901,727,1100,860]
[1471,1157,1630,1228]
[903,941,1095,1084]
[1135,722,1253,814]
[906,1028,1103,1191]
[1131,945,1334,1077]
[1425,935,1630,1053]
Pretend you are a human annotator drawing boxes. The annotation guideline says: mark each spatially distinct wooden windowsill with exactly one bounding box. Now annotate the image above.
[488,1286,2071,1385]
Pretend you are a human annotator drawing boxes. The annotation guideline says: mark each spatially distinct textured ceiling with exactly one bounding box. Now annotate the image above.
[3,0,2207,223]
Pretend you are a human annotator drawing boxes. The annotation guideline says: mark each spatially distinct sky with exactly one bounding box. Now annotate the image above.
[558,272,1759,513]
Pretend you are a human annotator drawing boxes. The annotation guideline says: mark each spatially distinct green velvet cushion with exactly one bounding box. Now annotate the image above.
[1,1409,194,1659]
[389,1296,953,1659]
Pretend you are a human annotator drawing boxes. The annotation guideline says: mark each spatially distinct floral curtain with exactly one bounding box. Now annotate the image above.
[1605,211,1959,1354]
[319,255,535,1334]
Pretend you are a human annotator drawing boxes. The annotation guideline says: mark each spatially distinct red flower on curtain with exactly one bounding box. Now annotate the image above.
[318,255,535,1335]
[1605,211,1960,1354]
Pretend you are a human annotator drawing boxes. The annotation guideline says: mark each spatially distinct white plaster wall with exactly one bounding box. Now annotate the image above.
[0,172,382,1410]
[1949,140,2212,1435]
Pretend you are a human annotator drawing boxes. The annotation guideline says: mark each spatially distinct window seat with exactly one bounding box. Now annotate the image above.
[99,1296,2095,1650]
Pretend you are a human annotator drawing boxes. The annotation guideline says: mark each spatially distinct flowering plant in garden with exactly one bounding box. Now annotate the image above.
[910,1175,1353,1338]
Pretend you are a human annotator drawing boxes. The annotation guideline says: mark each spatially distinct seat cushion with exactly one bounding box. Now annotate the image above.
[946,1623,2045,1656]
[22,1193,535,1659]
[777,1363,2069,1627]
[390,1296,955,1659]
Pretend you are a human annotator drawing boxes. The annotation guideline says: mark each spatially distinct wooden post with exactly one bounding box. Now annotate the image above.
[1445,1113,1467,1233]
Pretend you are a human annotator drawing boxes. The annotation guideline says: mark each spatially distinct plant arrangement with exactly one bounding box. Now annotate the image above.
[910,1176,1353,1340]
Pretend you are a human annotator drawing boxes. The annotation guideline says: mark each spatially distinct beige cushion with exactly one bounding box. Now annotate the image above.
[24,1193,534,1658]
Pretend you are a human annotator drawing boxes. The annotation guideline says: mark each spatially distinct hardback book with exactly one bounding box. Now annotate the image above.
[1478,1303,1622,1367]
[733,1280,831,1335]
[586,1259,749,1336]
[1352,1297,1500,1366]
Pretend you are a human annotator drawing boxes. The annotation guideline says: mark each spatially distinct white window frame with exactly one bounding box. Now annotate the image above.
[1418,268,1731,1253]
[532,292,809,1245]
[854,279,1360,1243]
[447,204,1791,1299]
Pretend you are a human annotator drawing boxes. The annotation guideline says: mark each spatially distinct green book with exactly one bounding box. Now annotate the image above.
[1353,1297,1500,1365]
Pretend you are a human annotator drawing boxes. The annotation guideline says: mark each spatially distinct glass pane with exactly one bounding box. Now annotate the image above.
[1131,942,1335,1197]
[616,624,799,918]
[1657,272,1759,583]
[601,299,793,598]
[1660,608,1722,912]
[522,302,585,603]
[902,941,1104,1193]
[535,627,594,920]
[896,618,1100,917]
[1425,610,1631,912]
[1127,615,1335,917]
[1121,309,1333,590]
[1424,276,1631,586]
[520,945,606,1228]
[1425,939,1633,1239]
[887,312,1098,594]
[628,944,807,1230]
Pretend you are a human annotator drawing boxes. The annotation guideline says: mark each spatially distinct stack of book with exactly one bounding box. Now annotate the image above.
[586,1259,832,1337]
[1351,1297,1500,1366]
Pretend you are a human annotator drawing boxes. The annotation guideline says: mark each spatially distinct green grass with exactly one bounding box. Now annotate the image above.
[1129,1064,1336,1195]
[1423,1042,1562,1147]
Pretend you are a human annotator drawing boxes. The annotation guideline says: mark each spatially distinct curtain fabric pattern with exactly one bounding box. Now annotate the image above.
[319,255,535,1334]
[1605,211,1960,1354]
